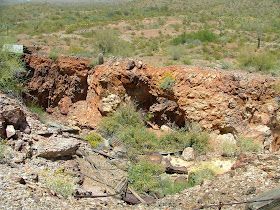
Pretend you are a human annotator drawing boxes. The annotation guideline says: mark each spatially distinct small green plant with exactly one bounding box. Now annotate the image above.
[84,132,103,148]
[160,178,188,196]
[159,130,191,152]
[128,160,164,194]
[238,51,277,72]
[168,46,183,61]
[172,30,218,45]
[159,73,176,91]
[187,168,215,187]
[45,173,75,198]
[221,142,238,157]
[0,41,24,96]
[27,102,46,122]
[99,102,144,137]
[49,49,58,61]
[187,131,209,154]
[117,125,158,154]
[239,137,262,153]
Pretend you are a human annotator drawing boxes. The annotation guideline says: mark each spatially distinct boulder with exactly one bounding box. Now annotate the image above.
[1,106,29,131]
[160,125,172,132]
[182,147,195,161]
[216,133,236,145]
[6,125,16,139]
[126,60,135,70]
[58,96,72,115]
[34,136,80,159]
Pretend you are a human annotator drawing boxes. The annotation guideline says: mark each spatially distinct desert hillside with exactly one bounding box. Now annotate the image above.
[0,0,280,209]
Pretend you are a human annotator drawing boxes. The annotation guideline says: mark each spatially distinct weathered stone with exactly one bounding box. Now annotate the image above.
[146,153,163,164]
[182,147,195,161]
[216,133,236,145]
[166,165,188,174]
[6,125,16,139]
[99,94,121,114]
[160,125,172,132]
[126,60,135,70]
[1,106,29,132]
[246,188,280,210]
[34,136,80,159]
[58,96,72,115]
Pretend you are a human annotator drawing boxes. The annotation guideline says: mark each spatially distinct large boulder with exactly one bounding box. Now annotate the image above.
[34,136,80,159]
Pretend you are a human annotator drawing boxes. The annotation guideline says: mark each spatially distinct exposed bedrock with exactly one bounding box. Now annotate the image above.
[23,54,280,151]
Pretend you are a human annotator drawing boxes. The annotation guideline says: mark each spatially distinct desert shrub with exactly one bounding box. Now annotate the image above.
[93,30,133,56]
[117,125,158,154]
[49,49,58,61]
[160,178,188,196]
[27,102,46,122]
[239,137,262,153]
[99,102,144,137]
[0,42,24,96]
[221,142,238,157]
[182,57,192,65]
[187,168,215,187]
[84,132,103,148]
[45,173,75,198]
[238,51,278,72]
[159,130,191,151]
[159,73,176,91]
[128,160,164,194]
[172,30,218,45]
[89,59,98,68]
[168,46,183,61]
[187,131,209,154]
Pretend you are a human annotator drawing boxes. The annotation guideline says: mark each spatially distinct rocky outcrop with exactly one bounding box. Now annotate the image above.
[23,54,90,109]
[0,94,30,139]
[23,54,280,151]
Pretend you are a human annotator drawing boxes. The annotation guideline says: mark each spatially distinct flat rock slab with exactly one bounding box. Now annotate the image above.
[246,188,280,210]
[34,136,80,159]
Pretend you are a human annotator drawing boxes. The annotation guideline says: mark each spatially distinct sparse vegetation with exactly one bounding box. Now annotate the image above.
[0,141,6,160]
[187,168,215,187]
[239,137,262,153]
[27,102,46,122]
[0,39,25,96]
[49,49,58,61]
[45,172,76,198]
[221,142,238,157]
[159,73,176,91]
[128,160,164,194]
[84,132,103,148]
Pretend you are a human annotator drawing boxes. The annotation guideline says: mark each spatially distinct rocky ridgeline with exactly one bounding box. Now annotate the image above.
[23,52,280,152]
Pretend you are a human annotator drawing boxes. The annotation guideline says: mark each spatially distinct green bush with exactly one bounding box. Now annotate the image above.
[160,178,188,196]
[187,131,209,154]
[221,142,238,157]
[187,168,215,187]
[49,49,58,61]
[128,161,164,194]
[117,125,158,154]
[168,46,183,61]
[239,137,262,153]
[84,132,103,148]
[159,130,191,151]
[99,102,144,137]
[0,42,24,96]
[27,102,46,122]
[159,73,176,91]
[45,173,75,198]
[172,30,218,45]
[238,51,278,72]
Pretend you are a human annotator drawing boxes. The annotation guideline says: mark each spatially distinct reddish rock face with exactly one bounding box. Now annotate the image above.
[23,54,280,151]
[23,54,90,108]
